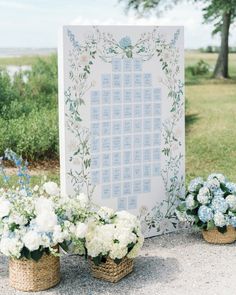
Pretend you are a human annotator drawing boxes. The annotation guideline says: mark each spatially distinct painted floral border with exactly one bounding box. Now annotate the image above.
[64,26,184,235]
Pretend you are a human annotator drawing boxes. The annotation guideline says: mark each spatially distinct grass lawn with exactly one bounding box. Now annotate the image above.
[0,51,235,186]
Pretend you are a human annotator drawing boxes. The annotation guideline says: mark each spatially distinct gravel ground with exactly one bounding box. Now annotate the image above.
[1,229,236,295]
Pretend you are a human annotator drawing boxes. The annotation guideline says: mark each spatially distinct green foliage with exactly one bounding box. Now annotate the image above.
[185,60,210,77]
[0,54,58,160]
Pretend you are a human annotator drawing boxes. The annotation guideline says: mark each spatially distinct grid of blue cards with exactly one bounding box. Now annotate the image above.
[90,58,162,211]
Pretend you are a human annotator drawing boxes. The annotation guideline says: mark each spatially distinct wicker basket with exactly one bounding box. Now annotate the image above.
[202,225,236,244]
[90,256,134,283]
[9,253,60,292]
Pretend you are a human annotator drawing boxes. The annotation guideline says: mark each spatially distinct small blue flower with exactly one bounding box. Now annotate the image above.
[198,205,213,223]
[119,36,132,49]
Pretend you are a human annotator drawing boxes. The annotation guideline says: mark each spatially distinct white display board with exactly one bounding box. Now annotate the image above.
[59,26,185,237]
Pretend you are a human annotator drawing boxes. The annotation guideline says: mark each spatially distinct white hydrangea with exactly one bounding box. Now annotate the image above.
[8,213,28,226]
[0,199,11,218]
[226,195,236,211]
[77,193,89,208]
[74,222,88,239]
[22,231,42,251]
[34,196,54,215]
[110,243,128,260]
[197,187,211,204]
[0,237,23,258]
[43,181,60,196]
[53,225,67,244]
[35,211,58,232]
[213,212,227,227]
[86,210,143,261]
[97,206,115,220]
[127,236,144,259]
[185,194,196,209]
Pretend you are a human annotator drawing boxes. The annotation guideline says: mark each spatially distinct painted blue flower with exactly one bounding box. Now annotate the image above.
[198,205,213,223]
[119,36,132,49]
[211,196,228,213]
[188,177,204,193]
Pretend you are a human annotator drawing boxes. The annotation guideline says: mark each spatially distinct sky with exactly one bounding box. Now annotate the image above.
[0,0,235,49]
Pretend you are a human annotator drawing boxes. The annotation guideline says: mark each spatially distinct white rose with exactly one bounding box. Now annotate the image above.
[22,231,42,251]
[77,193,89,208]
[43,182,60,196]
[34,197,54,215]
[0,199,11,218]
[75,222,88,239]
[35,211,58,232]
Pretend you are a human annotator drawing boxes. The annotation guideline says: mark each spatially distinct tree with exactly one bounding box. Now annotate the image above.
[119,0,236,78]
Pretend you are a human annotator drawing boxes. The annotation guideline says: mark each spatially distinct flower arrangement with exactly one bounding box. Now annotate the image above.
[0,149,92,291]
[0,149,145,286]
[86,207,144,265]
[176,173,236,240]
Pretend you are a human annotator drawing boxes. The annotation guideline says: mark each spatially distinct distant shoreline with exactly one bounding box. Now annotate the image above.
[0,48,56,58]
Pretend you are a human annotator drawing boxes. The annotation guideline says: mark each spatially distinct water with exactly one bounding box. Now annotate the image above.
[0,48,56,58]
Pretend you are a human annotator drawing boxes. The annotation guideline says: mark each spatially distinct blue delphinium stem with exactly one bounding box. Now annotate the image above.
[4,149,31,194]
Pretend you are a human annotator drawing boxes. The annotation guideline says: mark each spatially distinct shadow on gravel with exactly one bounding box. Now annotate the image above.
[56,255,179,295]
[0,256,8,278]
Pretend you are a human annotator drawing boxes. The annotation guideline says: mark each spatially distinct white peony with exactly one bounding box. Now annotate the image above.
[213,212,227,227]
[43,182,60,196]
[0,199,11,218]
[35,211,58,232]
[226,195,236,211]
[34,197,54,215]
[75,222,87,239]
[22,231,42,251]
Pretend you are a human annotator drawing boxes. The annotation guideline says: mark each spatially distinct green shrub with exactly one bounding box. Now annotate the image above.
[185,60,210,77]
[0,54,59,160]
[1,108,58,160]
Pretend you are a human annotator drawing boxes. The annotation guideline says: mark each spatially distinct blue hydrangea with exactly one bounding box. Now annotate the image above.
[230,216,236,227]
[119,36,132,49]
[226,182,236,194]
[198,205,213,223]
[211,196,228,213]
[188,177,204,193]
[207,173,226,184]
[185,194,196,209]
[214,188,224,198]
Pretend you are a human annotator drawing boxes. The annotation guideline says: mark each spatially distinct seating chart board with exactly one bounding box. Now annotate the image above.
[59,26,185,237]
